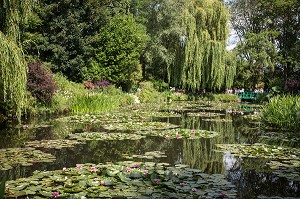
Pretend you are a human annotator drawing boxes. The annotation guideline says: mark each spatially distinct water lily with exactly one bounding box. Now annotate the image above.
[192,188,197,192]
[143,169,148,174]
[94,178,99,181]
[180,182,185,187]
[126,166,131,172]
[104,133,110,136]
[62,167,66,170]
[191,130,195,135]
[177,133,181,139]
[133,164,139,168]
[76,165,83,169]
[100,181,105,186]
[91,166,96,171]
[153,178,160,183]
[52,191,59,198]
[166,135,170,140]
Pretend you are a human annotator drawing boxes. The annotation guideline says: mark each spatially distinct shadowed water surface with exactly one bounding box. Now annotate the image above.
[0,103,299,198]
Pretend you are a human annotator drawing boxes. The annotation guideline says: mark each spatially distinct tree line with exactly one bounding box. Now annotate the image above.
[0,0,299,120]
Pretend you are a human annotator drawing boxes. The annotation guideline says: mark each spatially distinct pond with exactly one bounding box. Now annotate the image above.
[0,101,299,198]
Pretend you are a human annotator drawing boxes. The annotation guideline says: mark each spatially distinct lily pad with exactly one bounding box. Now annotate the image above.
[68,132,145,141]
[0,147,56,171]
[26,139,83,149]
[5,161,237,198]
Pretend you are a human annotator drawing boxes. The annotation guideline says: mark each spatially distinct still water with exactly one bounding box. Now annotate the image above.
[0,103,299,198]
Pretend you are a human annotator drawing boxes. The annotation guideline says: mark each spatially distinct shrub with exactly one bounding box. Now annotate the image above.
[202,94,239,102]
[27,62,57,104]
[136,81,163,103]
[93,80,111,89]
[261,95,300,131]
[52,74,84,113]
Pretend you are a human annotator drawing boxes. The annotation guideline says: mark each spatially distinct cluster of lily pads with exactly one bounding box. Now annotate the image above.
[26,140,83,149]
[186,112,224,118]
[122,151,167,160]
[144,129,220,139]
[266,160,300,181]
[5,161,237,198]
[68,132,146,141]
[103,121,179,131]
[215,143,300,159]
[0,147,56,170]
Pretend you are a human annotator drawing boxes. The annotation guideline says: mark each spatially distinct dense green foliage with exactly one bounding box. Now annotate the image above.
[0,0,34,121]
[228,0,300,90]
[86,14,148,90]
[261,95,300,131]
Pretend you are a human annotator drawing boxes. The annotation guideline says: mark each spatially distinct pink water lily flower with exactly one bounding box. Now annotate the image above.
[91,166,96,171]
[191,130,195,135]
[100,181,105,186]
[126,166,131,172]
[133,164,139,168]
[143,169,148,174]
[104,133,110,136]
[94,178,99,181]
[166,135,170,140]
[76,165,83,169]
[176,133,181,139]
[180,182,185,187]
[52,191,59,198]
[153,178,160,183]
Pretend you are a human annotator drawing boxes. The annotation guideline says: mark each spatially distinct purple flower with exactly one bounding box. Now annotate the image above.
[133,164,139,168]
[153,178,160,183]
[180,182,184,187]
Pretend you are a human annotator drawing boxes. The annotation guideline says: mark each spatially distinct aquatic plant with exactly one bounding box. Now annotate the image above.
[0,147,56,170]
[5,161,237,198]
[216,143,300,160]
[261,95,300,131]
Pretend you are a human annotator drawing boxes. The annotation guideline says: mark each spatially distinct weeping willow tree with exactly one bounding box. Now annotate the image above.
[0,0,34,121]
[168,0,235,91]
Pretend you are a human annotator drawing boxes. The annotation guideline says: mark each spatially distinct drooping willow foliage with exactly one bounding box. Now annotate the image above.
[0,0,34,121]
[169,0,235,91]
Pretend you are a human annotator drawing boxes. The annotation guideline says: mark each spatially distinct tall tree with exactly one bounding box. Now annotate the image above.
[86,14,149,90]
[0,0,34,121]
[142,0,234,91]
[22,0,110,82]
[227,0,300,89]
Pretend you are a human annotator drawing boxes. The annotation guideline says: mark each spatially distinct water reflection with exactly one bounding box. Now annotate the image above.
[0,104,299,198]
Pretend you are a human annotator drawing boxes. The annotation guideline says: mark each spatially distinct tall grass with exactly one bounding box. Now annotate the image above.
[261,95,300,131]
[71,92,121,114]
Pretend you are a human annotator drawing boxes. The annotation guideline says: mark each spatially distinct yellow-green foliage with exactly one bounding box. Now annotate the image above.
[52,74,134,114]
[201,93,239,102]
[136,82,164,103]
[261,95,300,131]
[52,74,84,113]
[0,32,27,121]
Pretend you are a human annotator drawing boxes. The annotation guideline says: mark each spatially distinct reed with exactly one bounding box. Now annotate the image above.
[71,92,121,114]
[261,95,300,131]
